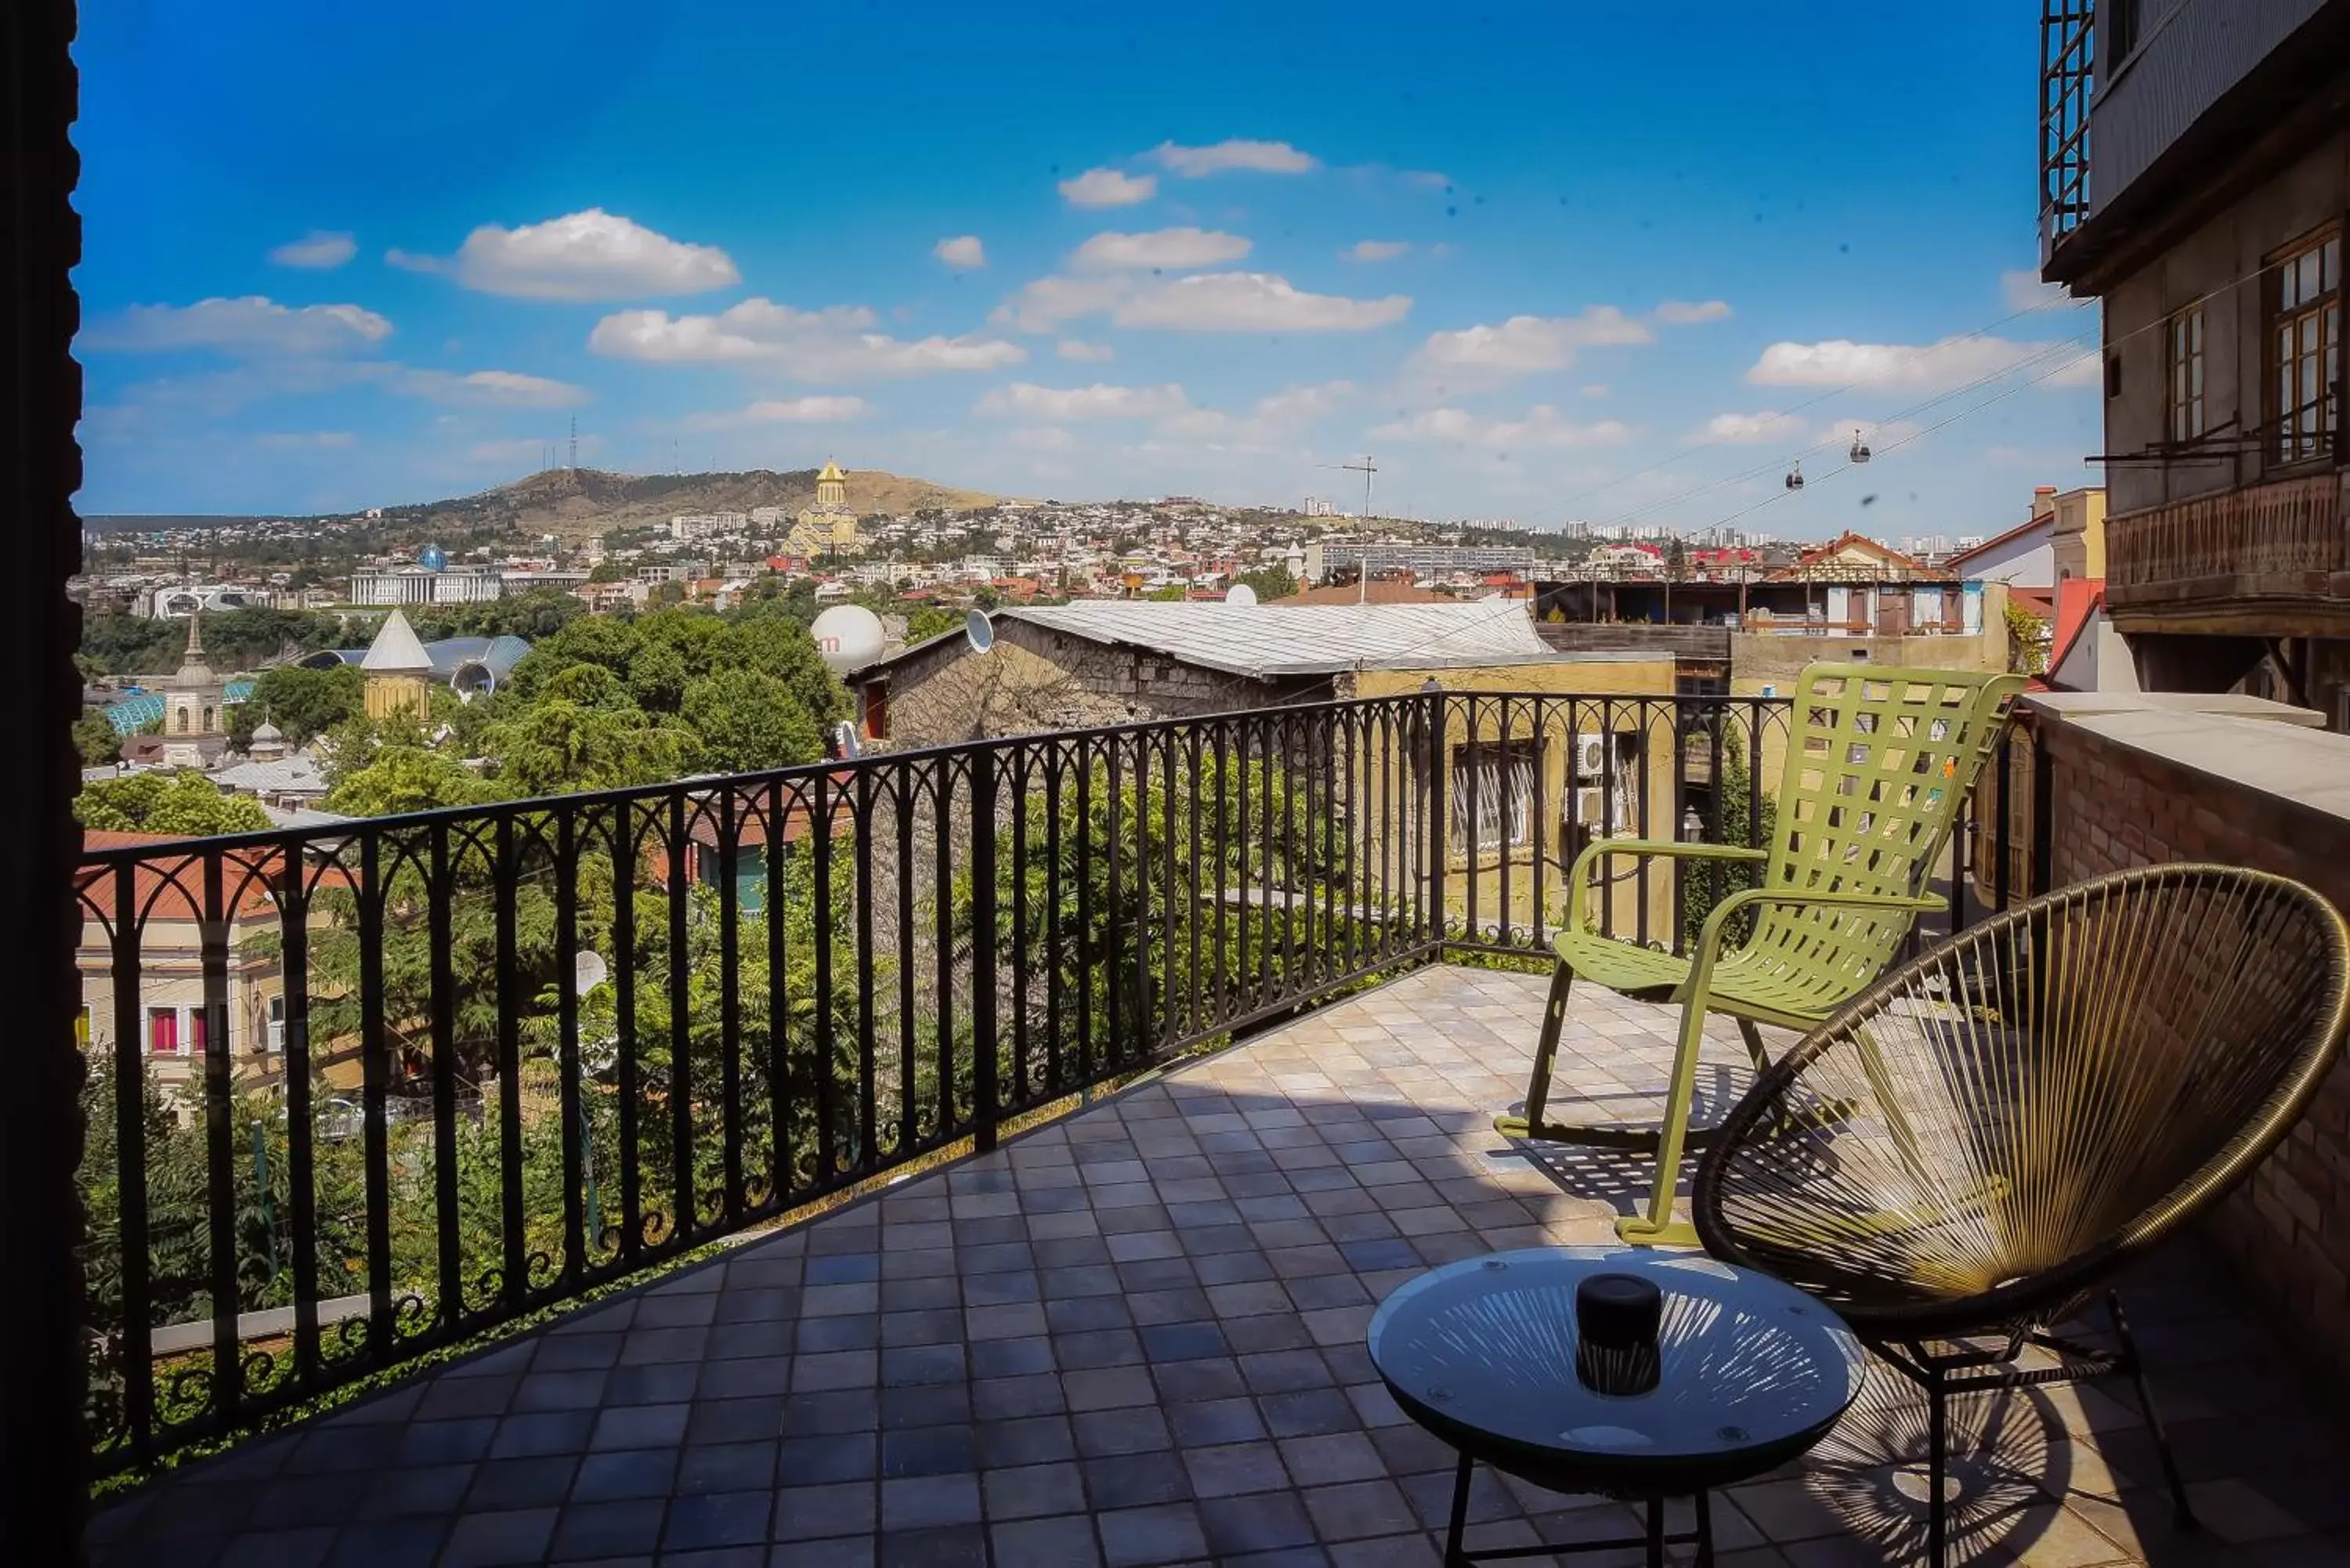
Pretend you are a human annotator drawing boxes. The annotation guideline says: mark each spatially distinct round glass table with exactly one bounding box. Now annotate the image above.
[1368,1246,1864,1566]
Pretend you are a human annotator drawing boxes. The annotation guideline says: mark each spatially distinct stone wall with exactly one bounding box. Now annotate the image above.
[2026,694,2350,1389]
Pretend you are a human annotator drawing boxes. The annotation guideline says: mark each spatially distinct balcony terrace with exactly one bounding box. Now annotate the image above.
[2106,473,2350,638]
[64,688,2350,1566]
[81,964,2350,1568]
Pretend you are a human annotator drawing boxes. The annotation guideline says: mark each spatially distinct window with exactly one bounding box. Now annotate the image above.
[266,995,285,1054]
[2272,229,2341,464]
[2166,305,2204,443]
[147,1006,179,1056]
[1448,739,1540,858]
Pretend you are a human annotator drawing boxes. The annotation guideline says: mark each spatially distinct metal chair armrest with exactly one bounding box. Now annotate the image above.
[1564,837,1770,931]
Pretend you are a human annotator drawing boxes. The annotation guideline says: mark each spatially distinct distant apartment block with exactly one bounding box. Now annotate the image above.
[1304,541,1537,583]
[670,511,750,540]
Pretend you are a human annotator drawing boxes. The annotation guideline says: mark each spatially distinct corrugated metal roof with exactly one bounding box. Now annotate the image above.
[1002,602,1548,678]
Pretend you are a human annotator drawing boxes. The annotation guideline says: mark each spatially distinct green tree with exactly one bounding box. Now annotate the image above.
[627,643,691,714]
[485,701,702,797]
[1235,563,1300,602]
[1144,584,1187,602]
[226,663,363,749]
[75,707,125,768]
[75,771,273,836]
[326,746,500,816]
[2005,599,2051,677]
[1680,719,1777,951]
[682,670,826,774]
[588,559,631,583]
[904,606,962,643]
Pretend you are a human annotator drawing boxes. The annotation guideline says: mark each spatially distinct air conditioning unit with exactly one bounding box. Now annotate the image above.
[1572,732,1611,780]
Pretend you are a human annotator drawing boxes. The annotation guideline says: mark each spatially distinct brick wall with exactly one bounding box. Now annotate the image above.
[2036,711,2350,1388]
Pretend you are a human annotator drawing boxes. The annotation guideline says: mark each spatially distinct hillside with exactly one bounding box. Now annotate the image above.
[375,467,1003,545]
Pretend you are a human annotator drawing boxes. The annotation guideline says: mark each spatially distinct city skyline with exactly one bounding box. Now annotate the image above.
[72,0,2099,537]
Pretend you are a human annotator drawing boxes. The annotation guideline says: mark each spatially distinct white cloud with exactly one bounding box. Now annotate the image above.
[1138,381,1354,452]
[2045,350,2103,388]
[1112,273,1409,332]
[1007,425,1075,451]
[1701,410,1810,443]
[991,274,1137,333]
[747,395,868,422]
[976,381,1189,420]
[685,396,872,429]
[1747,334,2087,392]
[994,270,1405,334]
[1058,168,1158,208]
[82,296,393,356]
[935,235,986,269]
[588,298,1025,380]
[2001,269,2076,312]
[1372,405,1633,450]
[254,430,357,450]
[1071,227,1251,271]
[1820,416,1922,447]
[1581,383,1610,398]
[392,208,739,301]
[1345,240,1408,262]
[1404,170,1452,189]
[1253,381,1353,423]
[269,231,357,269]
[1151,139,1318,177]
[1056,338,1115,362]
[395,368,590,408]
[1410,307,1652,381]
[1657,299,1733,325]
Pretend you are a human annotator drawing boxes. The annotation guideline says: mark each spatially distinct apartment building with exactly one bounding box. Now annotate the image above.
[2041,1,2349,721]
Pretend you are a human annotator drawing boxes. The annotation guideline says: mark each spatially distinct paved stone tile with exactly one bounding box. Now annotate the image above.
[83,968,2350,1568]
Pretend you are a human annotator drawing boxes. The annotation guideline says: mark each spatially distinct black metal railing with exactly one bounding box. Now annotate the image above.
[72,689,2012,1473]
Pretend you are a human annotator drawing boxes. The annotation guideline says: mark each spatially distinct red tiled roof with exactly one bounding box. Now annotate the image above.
[77,833,349,923]
[2044,576,2106,687]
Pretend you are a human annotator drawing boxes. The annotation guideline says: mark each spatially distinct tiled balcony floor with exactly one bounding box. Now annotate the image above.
[86,966,2350,1568]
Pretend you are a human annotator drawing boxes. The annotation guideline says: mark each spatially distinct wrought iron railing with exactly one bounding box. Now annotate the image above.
[72,689,2010,1473]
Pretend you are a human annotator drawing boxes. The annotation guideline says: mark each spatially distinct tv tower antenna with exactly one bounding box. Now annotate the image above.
[568,416,578,472]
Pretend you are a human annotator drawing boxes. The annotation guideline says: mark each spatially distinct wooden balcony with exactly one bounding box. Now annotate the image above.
[2106,471,2350,636]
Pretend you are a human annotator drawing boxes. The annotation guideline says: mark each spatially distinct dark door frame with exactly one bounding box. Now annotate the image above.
[2,2,94,1562]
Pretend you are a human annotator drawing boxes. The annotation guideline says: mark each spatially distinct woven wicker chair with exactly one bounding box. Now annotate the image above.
[1497,664,2022,1246]
[1693,864,2350,1568]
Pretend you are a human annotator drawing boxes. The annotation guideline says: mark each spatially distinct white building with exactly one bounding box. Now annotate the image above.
[350,565,506,606]
[670,512,750,541]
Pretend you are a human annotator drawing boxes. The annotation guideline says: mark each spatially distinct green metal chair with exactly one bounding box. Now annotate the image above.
[1692,863,2350,1568]
[1495,663,2023,1247]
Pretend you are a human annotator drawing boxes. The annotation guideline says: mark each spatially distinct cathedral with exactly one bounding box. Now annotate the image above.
[786,461,865,557]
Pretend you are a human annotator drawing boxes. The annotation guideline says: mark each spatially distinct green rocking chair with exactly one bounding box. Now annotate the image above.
[1495,663,2022,1247]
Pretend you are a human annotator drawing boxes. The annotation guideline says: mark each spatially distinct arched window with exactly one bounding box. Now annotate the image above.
[202,705,216,732]
[174,706,190,735]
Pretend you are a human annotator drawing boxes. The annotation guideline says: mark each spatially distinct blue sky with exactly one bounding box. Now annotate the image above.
[72,1,2101,539]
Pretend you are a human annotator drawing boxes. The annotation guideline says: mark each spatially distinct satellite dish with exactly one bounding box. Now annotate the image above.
[810,604,887,673]
[1224,583,1258,607]
[966,610,995,652]
[574,950,609,997]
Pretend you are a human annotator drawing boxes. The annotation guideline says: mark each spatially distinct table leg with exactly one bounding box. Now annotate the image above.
[1695,1490,1715,1568]
[1445,1451,1473,1566]
[1646,1495,1665,1568]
